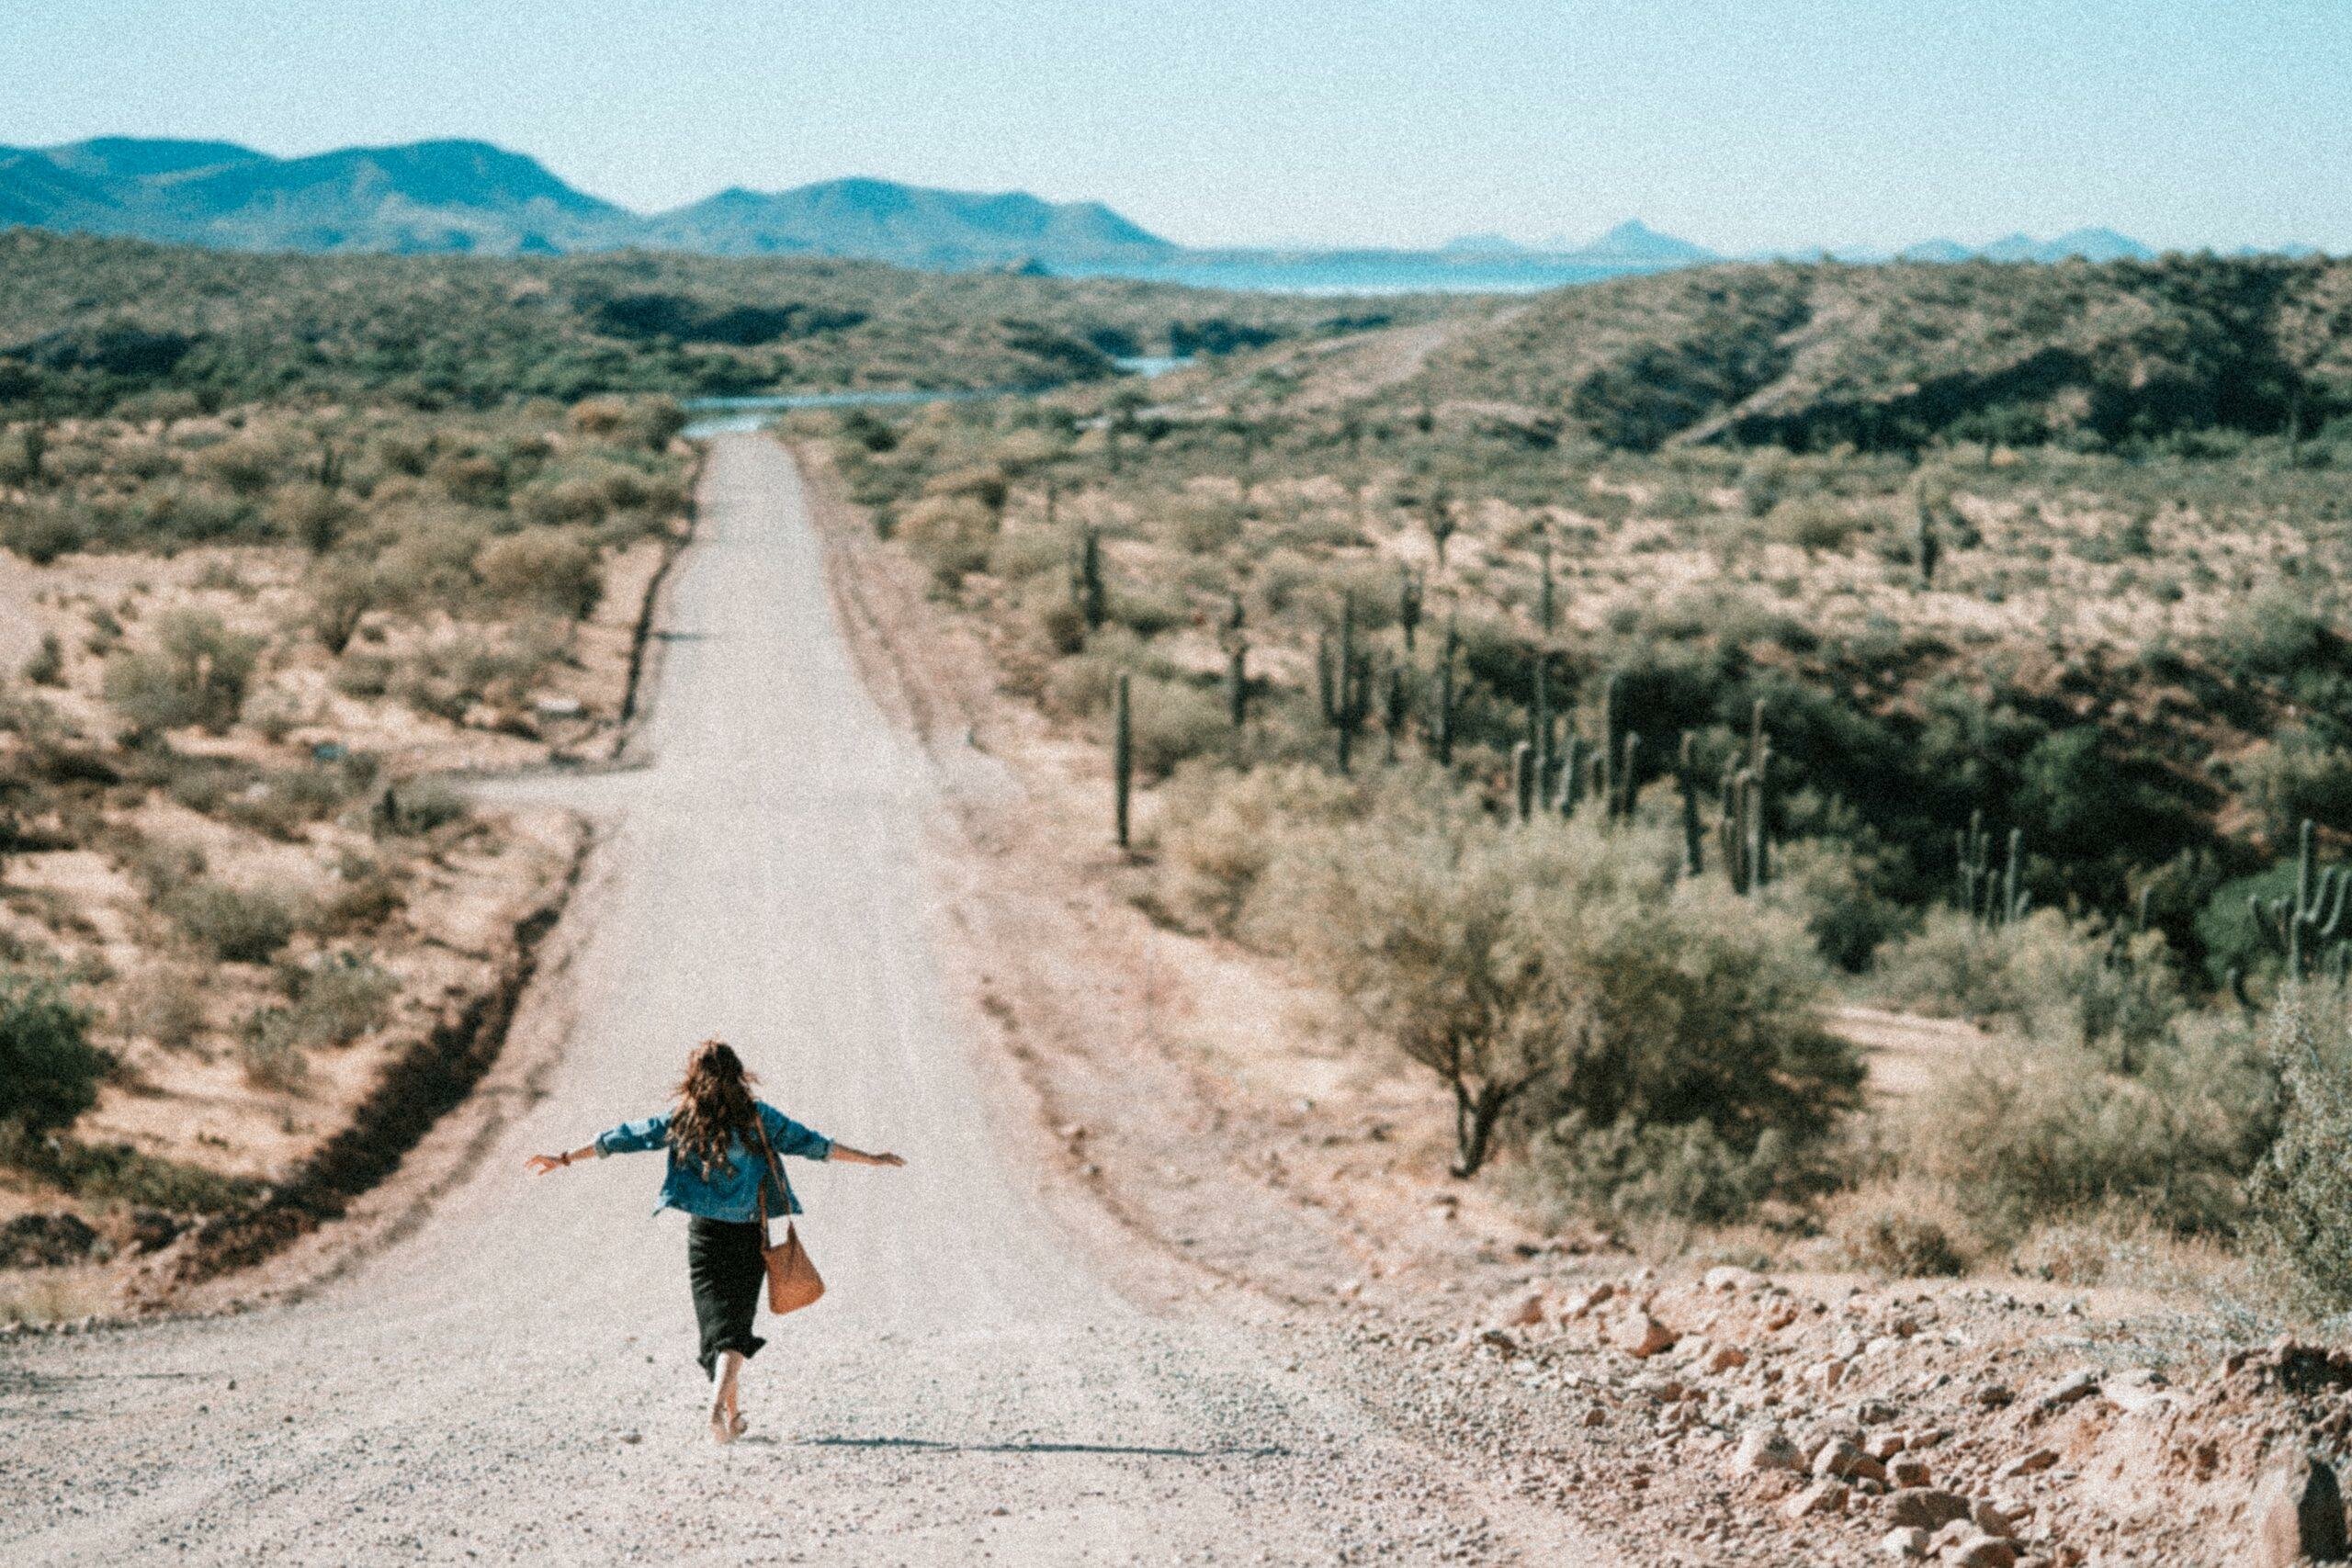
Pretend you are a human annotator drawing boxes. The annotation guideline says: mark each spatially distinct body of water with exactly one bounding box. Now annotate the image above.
[682,355,1193,438]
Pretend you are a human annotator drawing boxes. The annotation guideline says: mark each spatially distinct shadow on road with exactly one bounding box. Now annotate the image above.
[795,1435,1290,1460]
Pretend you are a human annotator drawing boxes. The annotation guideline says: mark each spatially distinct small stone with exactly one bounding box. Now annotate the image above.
[619,1431,642,1445]
[1729,1425,1806,1476]
[1950,1535,2018,1568]
[2033,1370,2100,1412]
[1881,1527,1930,1560]
[1866,1433,1907,1461]
[2254,1450,2348,1568]
[1815,1438,1888,1483]
[1783,1479,1849,1520]
[1505,1292,1548,1328]
[1703,1265,1762,1292]
[1995,1449,2059,1481]
[1885,1489,1973,1531]
[1611,1311,1677,1359]
[1975,1382,2017,1409]
[1971,1499,2018,1538]
[1703,1344,1749,1374]
[1562,1282,1615,1318]
[1889,1457,1933,1488]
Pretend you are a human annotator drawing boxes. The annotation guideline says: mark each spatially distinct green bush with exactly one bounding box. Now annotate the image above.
[1245,794,1860,1186]
[2248,990,2352,1309]
[164,879,299,964]
[474,528,603,620]
[0,970,107,1133]
[277,952,398,1048]
[102,609,262,735]
[1898,1017,2273,1243]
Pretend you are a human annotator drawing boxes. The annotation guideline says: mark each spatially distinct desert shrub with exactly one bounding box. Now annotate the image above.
[1148,762,1364,934]
[1827,1180,1979,1277]
[1872,907,2180,1060]
[267,482,354,552]
[164,879,299,964]
[474,528,603,619]
[2247,989,2352,1309]
[102,609,262,735]
[1125,678,1228,780]
[114,965,206,1051]
[237,1008,309,1091]
[276,952,398,1048]
[303,558,393,655]
[895,494,998,586]
[378,777,468,835]
[1248,796,1860,1185]
[22,633,63,686]
[0,970,107,1133]
[0,498,94,562]
[1898,1018,2272,1243]
[2244,730,2352,840]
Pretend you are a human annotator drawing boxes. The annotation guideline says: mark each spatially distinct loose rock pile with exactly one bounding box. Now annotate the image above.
[1450,1263,2352,1565]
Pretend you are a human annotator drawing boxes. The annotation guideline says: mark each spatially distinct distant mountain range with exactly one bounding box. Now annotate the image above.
[0,136,2325,287]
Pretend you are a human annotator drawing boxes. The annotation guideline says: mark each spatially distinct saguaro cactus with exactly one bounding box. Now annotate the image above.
[1719,703,1775,894]
[1512,740,1535,824]
[1955,813,2030,928]
[1559,736,1586,818]
[1113,673,1133,850]
[1397,568,1424,652]
[1072,526,1107,629]
[1433,626,1457,767]
[1532,658,1553,800]
[2253,818,2350,981]
[1614,732,1643,821]
[1227,641,1249,728]
[1594,672,1620,815]
[1678,733,1704,876]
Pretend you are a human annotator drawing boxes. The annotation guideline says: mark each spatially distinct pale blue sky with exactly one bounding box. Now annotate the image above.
[3,0,2345,253]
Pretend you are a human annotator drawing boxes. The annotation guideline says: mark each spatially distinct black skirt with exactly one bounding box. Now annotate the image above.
[686,1216,766,1381]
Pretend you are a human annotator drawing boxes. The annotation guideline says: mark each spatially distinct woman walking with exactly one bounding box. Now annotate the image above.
[527,1039,904,1443]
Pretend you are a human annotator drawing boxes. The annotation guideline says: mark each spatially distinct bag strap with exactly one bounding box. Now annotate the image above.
[749,1107,792,1241]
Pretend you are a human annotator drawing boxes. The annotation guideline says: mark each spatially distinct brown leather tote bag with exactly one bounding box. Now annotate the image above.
[752,1116,825,1314]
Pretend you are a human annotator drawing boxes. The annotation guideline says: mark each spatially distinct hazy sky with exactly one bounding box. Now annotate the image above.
[4,1,2346,254]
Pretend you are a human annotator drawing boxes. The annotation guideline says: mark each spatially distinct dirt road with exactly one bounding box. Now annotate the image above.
[0,434,1616,1565]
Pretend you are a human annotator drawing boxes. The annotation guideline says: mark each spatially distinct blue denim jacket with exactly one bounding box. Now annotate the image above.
[593,1100,832,1221]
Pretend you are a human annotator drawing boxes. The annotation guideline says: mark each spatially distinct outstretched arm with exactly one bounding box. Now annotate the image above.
[526,1144,598,1176]
[827,1144,905,1168]
[527,1112,670,1175]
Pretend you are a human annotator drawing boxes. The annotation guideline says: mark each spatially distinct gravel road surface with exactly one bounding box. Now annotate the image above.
[0,434,1616,1565]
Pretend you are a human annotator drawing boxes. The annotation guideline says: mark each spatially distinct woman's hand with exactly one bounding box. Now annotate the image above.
[870,1152,906,1168]
[525,1154,565,1176]
[832,1145,905,1168]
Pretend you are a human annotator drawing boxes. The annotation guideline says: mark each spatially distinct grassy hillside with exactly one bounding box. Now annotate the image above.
[1385,254,2352,452]
[0,229,1458,414]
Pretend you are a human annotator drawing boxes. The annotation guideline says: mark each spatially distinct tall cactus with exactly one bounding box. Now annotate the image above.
[1397,568,1424,653]
[1537,536,1556,633]
[1512,740,1536,824]
[1433,620,1457,767]
[1532,658,1553,803]
[1227,641,1249,729]
[1615,732,1643,821]
[1113,672,1133,850]
[1719,702,1775,894]
[1955,812,2030,928]
[2253,818,2351,981]
[1594,672,1620,817]
[1677,733,1704,876]
[1072,526,1107,629]
[1559,736,1586,818]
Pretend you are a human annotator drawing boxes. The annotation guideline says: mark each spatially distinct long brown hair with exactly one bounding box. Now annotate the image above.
[671,1039,761,1176]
